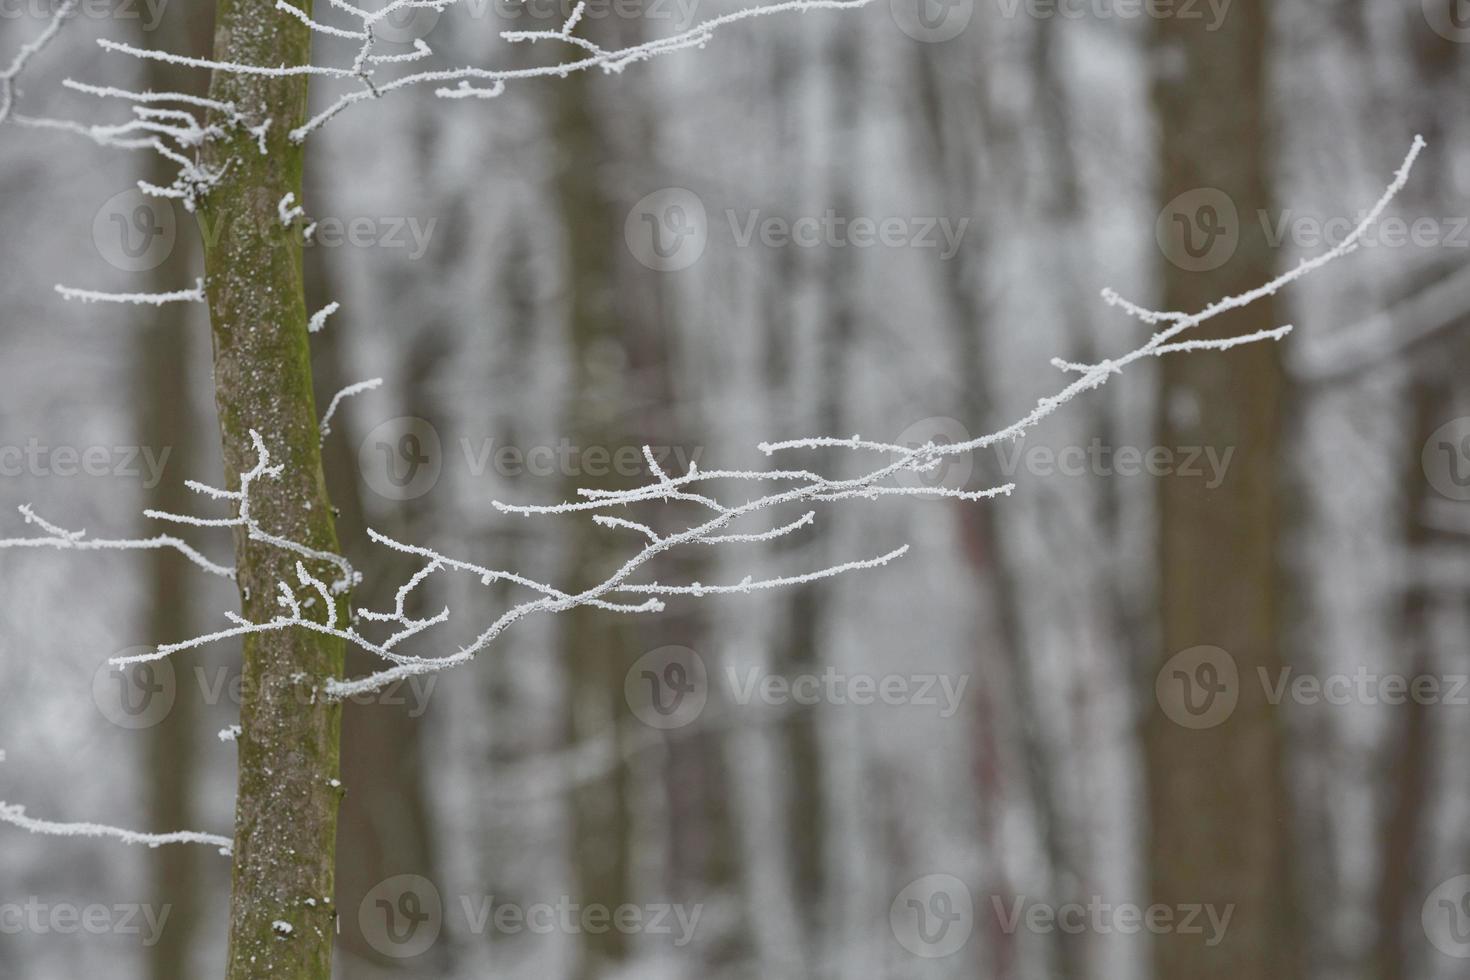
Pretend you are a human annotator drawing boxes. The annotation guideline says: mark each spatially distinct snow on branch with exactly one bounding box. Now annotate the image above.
[0,0,229,215]
[307,301,341,335]
[0,141,1429,698]
[0,504,234,579]
[54,279,206,306]
[60,0,875,143]
[0,802,232,855]
[319,376,381,440]
[0,0,78,125]
[319,139,1427,697]
[5,0,877,297]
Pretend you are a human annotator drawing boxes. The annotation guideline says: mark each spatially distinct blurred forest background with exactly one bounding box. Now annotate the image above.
[1,0,1469,978]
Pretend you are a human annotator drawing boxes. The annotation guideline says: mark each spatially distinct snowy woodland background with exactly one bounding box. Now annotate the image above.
[1,0,1469,978]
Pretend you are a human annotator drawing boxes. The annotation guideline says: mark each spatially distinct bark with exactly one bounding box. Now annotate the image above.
[1145,4,1297,979]
[199,2,346,977]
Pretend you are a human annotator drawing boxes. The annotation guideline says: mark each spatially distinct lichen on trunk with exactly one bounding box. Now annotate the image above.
[198,2,346,978]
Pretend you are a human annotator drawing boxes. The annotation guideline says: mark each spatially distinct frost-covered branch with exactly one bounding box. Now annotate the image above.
[7,138,1429,703]
[0,0,78,125]
[0,504,234,579]
[0,801,232,855]
[54,279,207,306]
[1,139,1428,706]
[68,0,875,144]
[0,138,1427,863]
[319,376,381,440]
[318,139,1425,696]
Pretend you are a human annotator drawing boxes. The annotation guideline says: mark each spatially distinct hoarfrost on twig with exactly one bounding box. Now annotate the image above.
[319,375,381,440]
[0,802,232,855]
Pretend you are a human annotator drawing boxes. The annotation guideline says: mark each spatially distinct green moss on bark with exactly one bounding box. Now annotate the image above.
[199,3,345,978]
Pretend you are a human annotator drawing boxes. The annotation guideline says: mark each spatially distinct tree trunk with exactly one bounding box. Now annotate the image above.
[199,2,346,977]
[1144,4,1296,979]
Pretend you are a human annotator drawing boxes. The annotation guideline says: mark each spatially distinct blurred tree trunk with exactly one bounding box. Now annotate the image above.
[1372,371,1445,980]
[139,7,213,979]
[908,23,1085,979]
[759,26,863,960]
[200,1,346,977]
[740,33,821,975]
[1144,4,1297,980]
[307,234,445,973]
[1373,15,1464,978]
[552,56,739,969]
[552,63,641,980]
